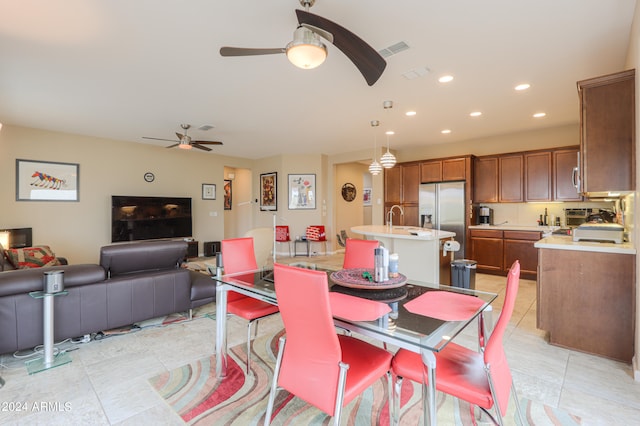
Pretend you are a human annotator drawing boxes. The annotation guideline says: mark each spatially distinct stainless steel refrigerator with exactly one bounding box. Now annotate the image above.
[419,182,466,283]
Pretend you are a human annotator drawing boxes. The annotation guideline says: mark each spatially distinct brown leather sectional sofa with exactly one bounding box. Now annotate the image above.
[0,240,216,355]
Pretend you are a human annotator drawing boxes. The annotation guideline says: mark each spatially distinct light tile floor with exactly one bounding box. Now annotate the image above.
[1,254,639,425]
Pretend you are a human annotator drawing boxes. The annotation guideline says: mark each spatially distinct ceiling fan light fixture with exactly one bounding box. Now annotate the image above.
[178,140,192,150]
[286,26,327,69]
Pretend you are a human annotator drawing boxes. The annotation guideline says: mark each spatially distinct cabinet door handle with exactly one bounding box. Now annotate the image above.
[573,152,581,192]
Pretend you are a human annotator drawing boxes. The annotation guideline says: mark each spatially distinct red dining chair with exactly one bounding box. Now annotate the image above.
[342,238,380,269]
[391,260,524,426]
[275,225,292,257]
[221,237,279,374]
[306,225,327,256]
[264,263,393,425]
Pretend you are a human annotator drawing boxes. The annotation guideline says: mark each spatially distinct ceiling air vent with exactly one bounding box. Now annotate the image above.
[378,41,410,58]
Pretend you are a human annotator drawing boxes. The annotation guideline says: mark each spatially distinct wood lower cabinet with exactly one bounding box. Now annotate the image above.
[503,231,541,278]
[469,229,503,273]
[470,229,541,278]
[537,248,635,362]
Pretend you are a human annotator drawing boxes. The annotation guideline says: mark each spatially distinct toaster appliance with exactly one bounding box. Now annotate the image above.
[572,223,624,244]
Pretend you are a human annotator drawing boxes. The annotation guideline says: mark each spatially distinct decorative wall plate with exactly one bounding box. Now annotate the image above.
[341,182,356,202]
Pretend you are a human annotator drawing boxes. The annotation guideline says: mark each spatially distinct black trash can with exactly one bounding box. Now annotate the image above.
[450,259,477,289]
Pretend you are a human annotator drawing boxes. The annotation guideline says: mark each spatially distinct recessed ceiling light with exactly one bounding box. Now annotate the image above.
[533,112,546,118]
[469,111,482,117]
[438,75,454,83]
[441,129,451,134]
[515,83,530,91]
[385,130,395,135]
[405,111,417,116]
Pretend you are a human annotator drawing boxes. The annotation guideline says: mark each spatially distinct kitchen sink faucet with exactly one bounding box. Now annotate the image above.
[388,204,404,228]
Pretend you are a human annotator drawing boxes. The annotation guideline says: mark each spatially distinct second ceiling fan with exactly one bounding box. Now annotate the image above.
[143,124,223,152]
[219,0,386,86]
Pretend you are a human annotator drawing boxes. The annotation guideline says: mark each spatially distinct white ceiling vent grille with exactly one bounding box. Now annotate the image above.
[378,41,410,58]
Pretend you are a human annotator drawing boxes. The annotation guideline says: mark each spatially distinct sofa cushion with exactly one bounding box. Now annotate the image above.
[5,246,62,269]
[100,240,187,277]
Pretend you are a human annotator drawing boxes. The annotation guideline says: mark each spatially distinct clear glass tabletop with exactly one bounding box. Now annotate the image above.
[212,262,497,353]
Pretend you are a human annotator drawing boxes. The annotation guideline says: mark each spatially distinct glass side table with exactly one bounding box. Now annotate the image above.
[26,290,72,374]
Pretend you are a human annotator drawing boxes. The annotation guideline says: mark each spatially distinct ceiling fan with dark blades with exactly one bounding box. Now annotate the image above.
[219,0,386,86]
[143,124,223,152]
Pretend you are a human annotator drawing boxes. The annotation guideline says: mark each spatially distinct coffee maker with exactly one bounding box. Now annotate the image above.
[477,206,493,225]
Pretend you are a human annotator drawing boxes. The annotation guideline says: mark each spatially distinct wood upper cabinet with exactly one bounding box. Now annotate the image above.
[402,163,420,204]
[554,148,582,201]
[499,154,523,202]
[578,69,635,194]
[442,158,466,181]
[384,166,402,205]
[385,163,420,226]
[473,157,499,203]
[420,161,442,183]
[525,151,552,201]
[421,157,467,183]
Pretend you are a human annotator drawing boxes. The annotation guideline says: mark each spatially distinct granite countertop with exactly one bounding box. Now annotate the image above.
[534,235,636,254]
[351,225,455,241]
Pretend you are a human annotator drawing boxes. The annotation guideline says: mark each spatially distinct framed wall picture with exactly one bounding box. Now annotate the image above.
[260,172,277,211]
[288,174,316,209]
[223,179,232,210]
[363,187,372,206]
[16,159,79,201]
[202,183,216,200]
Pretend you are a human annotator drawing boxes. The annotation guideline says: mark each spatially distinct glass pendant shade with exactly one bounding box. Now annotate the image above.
[380,149,396,168]
[286,27,327,69]
[369,160,382,175]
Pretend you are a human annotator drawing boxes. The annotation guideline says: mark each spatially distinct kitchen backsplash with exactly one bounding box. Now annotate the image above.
[479,201,616,228]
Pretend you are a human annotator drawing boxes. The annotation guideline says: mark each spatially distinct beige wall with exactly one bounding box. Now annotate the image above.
[0,125,252,263]
[395,123,579,162]
[334,162,370,246]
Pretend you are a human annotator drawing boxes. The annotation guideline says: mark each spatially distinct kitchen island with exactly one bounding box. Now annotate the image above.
[350,225,455,284]
[535,235,636,362]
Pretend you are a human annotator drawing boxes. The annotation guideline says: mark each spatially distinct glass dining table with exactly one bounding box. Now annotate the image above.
[212,262,497,426]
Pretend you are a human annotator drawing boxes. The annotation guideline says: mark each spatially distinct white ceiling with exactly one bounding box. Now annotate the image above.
[0,0,636,160]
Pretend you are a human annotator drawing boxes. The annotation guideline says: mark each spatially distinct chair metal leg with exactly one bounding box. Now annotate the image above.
[392,375,403,426]
[264,336,286,426]
[386,371,393,426]
[511,381,526,426]
[332,361,350,425]
[189,308,193,321]
[246,320,253,374]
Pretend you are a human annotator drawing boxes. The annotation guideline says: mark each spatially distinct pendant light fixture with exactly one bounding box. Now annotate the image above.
[368,120,382,175]
[380,100,397,168]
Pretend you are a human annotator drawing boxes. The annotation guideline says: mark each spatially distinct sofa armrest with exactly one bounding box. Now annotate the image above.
[0,264,106,297]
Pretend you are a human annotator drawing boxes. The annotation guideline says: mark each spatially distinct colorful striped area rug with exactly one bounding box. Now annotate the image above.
[149,329,581,425]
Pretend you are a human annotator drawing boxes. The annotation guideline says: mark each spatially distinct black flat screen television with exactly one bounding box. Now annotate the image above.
[111,195,192,243]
